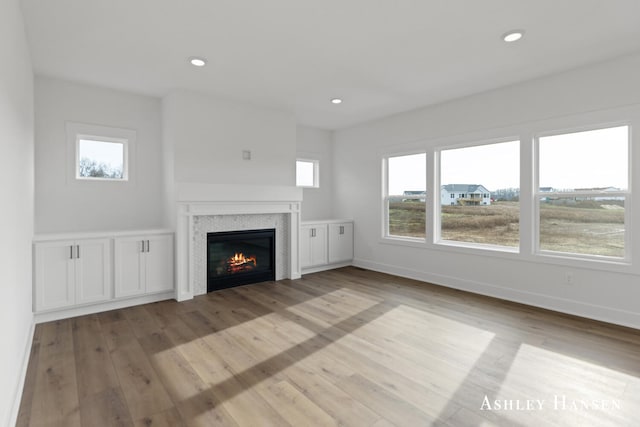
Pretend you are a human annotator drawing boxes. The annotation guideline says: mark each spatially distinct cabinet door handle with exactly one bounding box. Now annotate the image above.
[141,240,145,253]
[76,245,80,259]
[339,225,345,235]
[70,245,74,259]
[311,228,316,237]
[146,240,150,252]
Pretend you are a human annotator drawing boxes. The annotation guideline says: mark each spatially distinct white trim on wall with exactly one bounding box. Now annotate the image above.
[8,320,35,427]
[353,258,640,330]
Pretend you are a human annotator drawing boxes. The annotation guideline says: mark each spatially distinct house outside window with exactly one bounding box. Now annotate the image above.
[439,140,520,248]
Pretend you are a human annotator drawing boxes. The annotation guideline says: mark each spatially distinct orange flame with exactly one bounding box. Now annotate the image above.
[228,252,257,268]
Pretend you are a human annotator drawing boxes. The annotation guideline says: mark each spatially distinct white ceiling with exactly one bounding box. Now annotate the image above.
[20,0,640,130]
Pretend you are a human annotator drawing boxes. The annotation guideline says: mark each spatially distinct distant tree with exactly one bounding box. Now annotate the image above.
[79,157,123,178]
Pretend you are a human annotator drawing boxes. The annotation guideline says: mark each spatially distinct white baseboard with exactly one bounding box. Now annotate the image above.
[34,291,175,324]
[302,261,352,276]
[8,318,35,427]
[353,258,640,330]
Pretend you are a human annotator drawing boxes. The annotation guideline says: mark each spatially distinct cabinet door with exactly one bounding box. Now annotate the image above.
[145,234,174,293]
[328,222,354,263]
[301,225,329,268]
[75,238,111,304]
[309,225,328,267]
[300,225,314,269]
[114,237,146,297]
[34,241,76,311]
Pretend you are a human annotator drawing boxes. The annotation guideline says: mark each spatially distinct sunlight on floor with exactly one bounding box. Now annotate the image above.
[494,343,633,426]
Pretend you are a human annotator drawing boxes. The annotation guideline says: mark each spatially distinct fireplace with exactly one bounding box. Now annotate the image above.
[207,228,275,292]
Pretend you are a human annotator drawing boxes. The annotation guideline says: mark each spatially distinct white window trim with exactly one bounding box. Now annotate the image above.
[381,150,428,242]
[296,158,320,188]
[377,105,639,275]
[435,136,521,252]
[533,123,631,263]
[66,122,136,185]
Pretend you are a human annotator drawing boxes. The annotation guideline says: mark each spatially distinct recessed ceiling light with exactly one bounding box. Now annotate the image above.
[502,30,524,43]
[189,57,207,67]
[331,98,343,104]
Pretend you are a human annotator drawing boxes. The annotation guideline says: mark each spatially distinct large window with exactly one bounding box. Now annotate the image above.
[384,153,426,239]
[439,140,520,247]
[537,126,629,259]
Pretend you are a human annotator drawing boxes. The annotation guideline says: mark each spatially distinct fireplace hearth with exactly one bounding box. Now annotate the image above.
[207,229,275,292]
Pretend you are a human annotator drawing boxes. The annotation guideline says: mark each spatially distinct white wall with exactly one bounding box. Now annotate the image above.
[296,125,334,220]
[34,77,164,233]
[334,51,640,329]
[163,90,296,187]
[0,1,34,425]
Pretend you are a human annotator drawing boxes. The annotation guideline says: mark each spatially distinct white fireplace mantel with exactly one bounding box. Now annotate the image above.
[174,183,303,301]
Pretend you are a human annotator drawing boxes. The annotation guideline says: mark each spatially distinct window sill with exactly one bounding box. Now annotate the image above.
[380,236,428,249]
[379,236,637,274]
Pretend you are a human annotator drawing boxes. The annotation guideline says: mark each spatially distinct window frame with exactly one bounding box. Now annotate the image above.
[296,158,320,188]
[533,123,632,262]
[435,137,521,251]
[66,122,136,185]
[382,150,428,242]
[378,107,637,274]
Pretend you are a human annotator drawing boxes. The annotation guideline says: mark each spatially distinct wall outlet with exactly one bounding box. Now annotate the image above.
[565,272,574,285]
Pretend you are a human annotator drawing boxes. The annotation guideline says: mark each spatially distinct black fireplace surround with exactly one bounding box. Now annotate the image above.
[207,229,275,292]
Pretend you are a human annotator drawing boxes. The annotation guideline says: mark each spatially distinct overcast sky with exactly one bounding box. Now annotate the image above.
[539,126,628,190]
[79,139,124,169]
[387,126,628,194]
[441,140,519,192]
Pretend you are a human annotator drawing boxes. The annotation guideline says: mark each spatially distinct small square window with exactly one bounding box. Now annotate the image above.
[296,159,319,187]
[76,137,127,180]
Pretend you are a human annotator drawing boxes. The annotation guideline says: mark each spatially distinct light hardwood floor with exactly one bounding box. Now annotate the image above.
[17,267,640,426]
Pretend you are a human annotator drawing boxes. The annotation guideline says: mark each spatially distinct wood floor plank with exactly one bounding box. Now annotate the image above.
[335,373,436,426]
[101,319,137,353]
[121,305,162,339]
[78,386,134,427]
[72,315,121,400]
[109,338,174,421]
[138,330,238,427]
[260,380,338,427]
[29,320,81,427]
[20,267,640,426]
[132,408,185,427]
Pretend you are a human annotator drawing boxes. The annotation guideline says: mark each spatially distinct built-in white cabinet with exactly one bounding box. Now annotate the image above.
[301,220,353,273]
[328,222,354,264]
[33,230,174,319]
[34,238,111,312]
[114,234,174,297]
[301,224,328,268]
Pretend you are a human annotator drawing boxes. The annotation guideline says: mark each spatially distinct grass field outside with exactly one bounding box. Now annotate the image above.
[388,201,426,238]
[388,199,624,257]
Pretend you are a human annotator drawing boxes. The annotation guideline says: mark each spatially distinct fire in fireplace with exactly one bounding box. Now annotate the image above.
[207,229,275,292]
[227,252,257,273]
